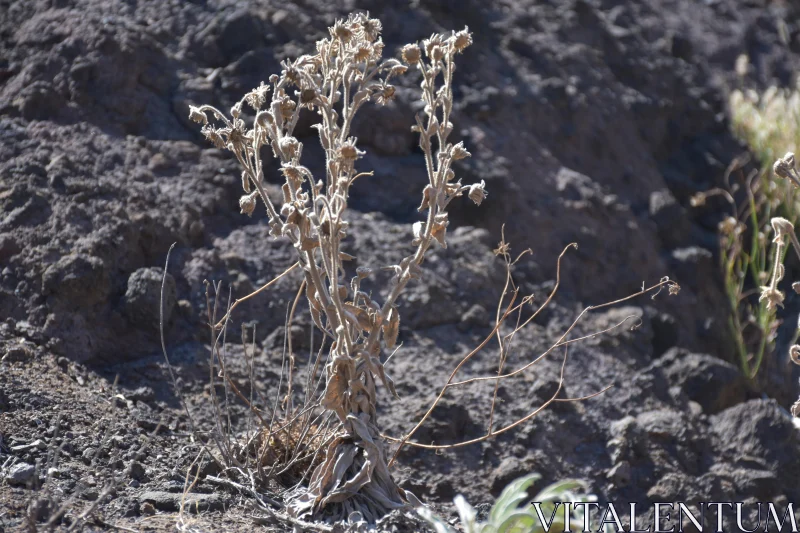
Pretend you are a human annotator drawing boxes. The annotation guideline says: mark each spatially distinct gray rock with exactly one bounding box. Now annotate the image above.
[490,457,527,495]
[711,399,800,471]
[139,490,226,513]
[5,462,35,485]
[122,267,177,329]
[646,472,688,500]
[127,386,155,403]
[458,304,489,331]
[606,461,631,486]
[649,189,690,249]
[1,341,34,362]
[41,254,110,306]
[650,348,748,413]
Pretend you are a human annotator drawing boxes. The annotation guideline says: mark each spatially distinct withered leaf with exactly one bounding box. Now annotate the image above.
[382,305,399,349]
[343,303,372,331]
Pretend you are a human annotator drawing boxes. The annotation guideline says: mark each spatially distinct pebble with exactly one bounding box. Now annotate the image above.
[5,462,36,485]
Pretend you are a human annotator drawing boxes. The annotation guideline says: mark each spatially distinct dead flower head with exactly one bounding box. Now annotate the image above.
[374,82,396,105]
[239,192,258,216]
[760,282,785,310]
[331,19,354,42]
[451,142,471,160]
[771,216,794,239]
[401,43,421,65]
[188,105,207,125]
[468,180,487,206]
[339,138,364,161]
[451,28,473,53]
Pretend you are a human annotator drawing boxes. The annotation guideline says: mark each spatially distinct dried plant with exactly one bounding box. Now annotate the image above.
[751,153,800,415]
[730,58,800,167]
[189,13,678,523]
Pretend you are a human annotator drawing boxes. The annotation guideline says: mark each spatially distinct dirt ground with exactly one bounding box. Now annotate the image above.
[2,0,800,531]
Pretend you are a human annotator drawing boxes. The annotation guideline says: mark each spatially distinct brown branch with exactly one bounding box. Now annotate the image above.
[387,242,579,466]
[383,346,571,451]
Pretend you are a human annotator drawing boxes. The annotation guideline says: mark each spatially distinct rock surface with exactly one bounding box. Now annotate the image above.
[1,0,800,531]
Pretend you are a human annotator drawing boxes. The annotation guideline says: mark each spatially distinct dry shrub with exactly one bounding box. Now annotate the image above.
[188,12,678,524]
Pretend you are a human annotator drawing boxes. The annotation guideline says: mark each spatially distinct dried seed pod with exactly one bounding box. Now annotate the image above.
[300,87,318,105]
[771,217,794,239]
[188,106,207,125]
[239,193,257,216]
[360,16,382,42]
[401,43,421,64]
[791,345,800,365]
[468,180,488,206]
[300,237,320,251]
[339,138,363,161]
[451,141,471,160]
[279,136,300,159]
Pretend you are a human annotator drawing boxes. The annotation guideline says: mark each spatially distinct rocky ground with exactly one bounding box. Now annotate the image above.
[2,0,800,531]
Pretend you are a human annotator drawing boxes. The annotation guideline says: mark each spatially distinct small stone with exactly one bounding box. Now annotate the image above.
[122,268,177,330]
[82,447,97,464]
[607,461,631,486]
[139,490,226,513]
[2,341,34,363]
[81,488,99,501]
[127,460,146,481]
[458,304,489,332]
[10,439,46,452]
[128,386,155,403]
[5,462,36,485]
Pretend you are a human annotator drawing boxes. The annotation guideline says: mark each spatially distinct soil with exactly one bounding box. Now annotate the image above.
[2,0,800,531]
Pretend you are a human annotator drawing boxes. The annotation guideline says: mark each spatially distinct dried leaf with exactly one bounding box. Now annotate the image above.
[383,305,399,348]
[343,303,372,331]
[417,184,433,212]
[321,370,348,421]
[300,237,320,251]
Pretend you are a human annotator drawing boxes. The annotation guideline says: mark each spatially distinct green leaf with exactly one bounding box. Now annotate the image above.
[497,511,541,533]
[488,473,541,526]
[533,479,585,502]
[454,495,478,533]
[416,506,457,533]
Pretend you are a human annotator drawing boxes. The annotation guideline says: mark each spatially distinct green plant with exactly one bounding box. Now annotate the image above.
[694,181,780,379]
[704,64,800,378]
[417,473,603,533]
